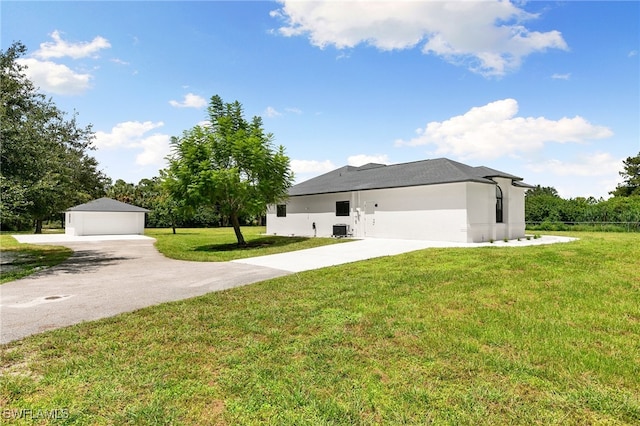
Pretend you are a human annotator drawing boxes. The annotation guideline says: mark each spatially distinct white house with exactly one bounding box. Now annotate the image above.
[65,198,149,236]
[267,158,534,243]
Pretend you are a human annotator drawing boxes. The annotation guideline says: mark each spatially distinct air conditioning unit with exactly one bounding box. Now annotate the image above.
[333,224,349,237]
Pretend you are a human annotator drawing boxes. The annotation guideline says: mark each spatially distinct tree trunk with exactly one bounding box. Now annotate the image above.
[230,212,246,246]
[34,219,43,234]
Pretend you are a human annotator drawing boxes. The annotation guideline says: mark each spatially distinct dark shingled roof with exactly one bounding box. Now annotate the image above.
[66,197,149,212]
[289,158,532,196]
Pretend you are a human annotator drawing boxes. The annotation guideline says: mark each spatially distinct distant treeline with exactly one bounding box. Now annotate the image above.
[525,186,640,231]
[106,178,263,229]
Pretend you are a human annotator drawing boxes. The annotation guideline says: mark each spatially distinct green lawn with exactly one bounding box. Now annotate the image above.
[0,234,72,284]
[1,232,638,425]
[146,226,350,261]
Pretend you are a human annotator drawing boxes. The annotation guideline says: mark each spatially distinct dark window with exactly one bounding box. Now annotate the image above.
[336,201,350,216]
[276,204,287,217]
[496,185,503,223]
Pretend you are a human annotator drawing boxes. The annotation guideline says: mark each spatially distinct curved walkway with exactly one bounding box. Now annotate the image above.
[1,234,576,344]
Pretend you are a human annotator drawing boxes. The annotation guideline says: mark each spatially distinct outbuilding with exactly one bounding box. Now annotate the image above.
[267,158,534,243]
[65,197,149,236]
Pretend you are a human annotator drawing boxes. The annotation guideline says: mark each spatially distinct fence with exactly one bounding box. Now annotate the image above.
[526,222,640,232]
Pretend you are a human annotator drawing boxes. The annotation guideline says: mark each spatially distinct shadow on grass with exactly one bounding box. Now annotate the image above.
[194,236,310,253]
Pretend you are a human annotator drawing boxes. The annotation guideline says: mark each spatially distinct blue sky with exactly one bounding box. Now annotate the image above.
[3,1,638,199]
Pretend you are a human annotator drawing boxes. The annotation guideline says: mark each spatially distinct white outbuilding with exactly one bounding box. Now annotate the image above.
[267,158,534,243]
[65,197,149,236]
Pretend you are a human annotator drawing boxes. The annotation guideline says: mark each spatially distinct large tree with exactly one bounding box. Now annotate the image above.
[164,95,294,245]
[525,185,564,222]
[610,152,640,197]
[1,42,107,232]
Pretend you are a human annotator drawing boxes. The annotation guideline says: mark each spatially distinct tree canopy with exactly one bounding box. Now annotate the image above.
[1,42,107,232]
[610,152,640,197]
[164,95,294,245]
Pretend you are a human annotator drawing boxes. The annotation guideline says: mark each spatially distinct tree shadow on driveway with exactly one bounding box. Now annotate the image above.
[34,249,134,275]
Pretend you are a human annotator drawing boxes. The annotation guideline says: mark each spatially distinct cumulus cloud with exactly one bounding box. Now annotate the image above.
[16,58,92,95]
[169,93,207,108]
[552,73,571,80]
[34,30,111,59]
[395,99,613,160]
[525,152,622,177]
[347,154,390,166]
[271,0,568,76]
[94,121,164,149]
[94,121,171,167]
[16,31,110,95]
[291,159,336,174]
[135,134,172,166]
[525,152,624,198]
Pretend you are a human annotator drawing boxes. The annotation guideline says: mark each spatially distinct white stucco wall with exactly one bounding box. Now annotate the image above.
[65,211,145,236]
[268,179,528,243]
[268,182,488,242]
[466,182,496,242]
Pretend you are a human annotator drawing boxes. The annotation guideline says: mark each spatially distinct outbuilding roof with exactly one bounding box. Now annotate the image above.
[289,158,533,196]
[66,197,149,212]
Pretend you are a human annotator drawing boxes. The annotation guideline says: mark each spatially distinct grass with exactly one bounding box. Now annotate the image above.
[1,231,639,425]
[0,234,72,284]
[146,227,351,262]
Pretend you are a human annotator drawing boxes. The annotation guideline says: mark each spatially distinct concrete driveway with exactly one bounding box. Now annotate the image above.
[1,234,576,344]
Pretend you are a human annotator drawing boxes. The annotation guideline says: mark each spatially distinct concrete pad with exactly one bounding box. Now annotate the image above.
[12,234,154,244]
[232,235,578,272]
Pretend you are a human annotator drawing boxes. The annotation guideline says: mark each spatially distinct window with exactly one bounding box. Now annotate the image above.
[336,201,350,216]
[495,185,503,223]
[276,204,287,217]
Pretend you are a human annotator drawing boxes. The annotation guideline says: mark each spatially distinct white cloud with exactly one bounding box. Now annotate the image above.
[135,134,172,166]
[169,93,207,108]
[525,152,622,177]
[16,58,92,95]
[628,50,638,58]
[265,106,304,117]
[111,58,130,66]
[94,121,164,149]
[347,154,390,166]
[552,73,571,80]
[16,31,110,95]
[271,0,568,76]
[94,121,171,167]
[291,159,336,174]
[525,153,624,198]
[265,106,282,118]
[395,99,613,160]
[34,30,110,59]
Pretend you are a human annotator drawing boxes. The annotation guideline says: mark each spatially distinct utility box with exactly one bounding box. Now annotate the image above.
[333,224,349,237]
